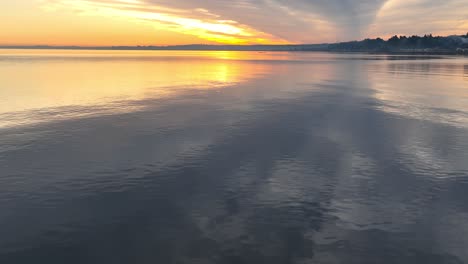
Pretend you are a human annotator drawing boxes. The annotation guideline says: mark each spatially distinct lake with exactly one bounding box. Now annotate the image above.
[1,50,468,263]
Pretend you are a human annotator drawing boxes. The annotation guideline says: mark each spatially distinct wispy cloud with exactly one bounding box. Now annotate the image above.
[369,0,468,37]
[40,0,291,44]
[38,0,468,44]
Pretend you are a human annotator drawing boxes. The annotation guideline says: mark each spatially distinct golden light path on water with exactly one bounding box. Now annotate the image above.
[1,49,467,131]
[0,50,279,128]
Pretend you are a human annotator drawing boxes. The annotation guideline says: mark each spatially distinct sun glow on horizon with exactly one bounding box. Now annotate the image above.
[1,0,467,46]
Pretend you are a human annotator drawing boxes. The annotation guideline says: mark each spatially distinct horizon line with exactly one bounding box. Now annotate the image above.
[1,33,466,51]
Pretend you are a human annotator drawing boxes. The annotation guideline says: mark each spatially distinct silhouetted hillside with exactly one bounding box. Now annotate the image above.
[327,33,468,54]
[2,34,468,54]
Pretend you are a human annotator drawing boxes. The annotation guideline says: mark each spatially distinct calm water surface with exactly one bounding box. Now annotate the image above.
[1,50,468,263]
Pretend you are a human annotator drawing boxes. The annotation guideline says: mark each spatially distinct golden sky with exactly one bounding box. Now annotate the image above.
[1,0,467,46]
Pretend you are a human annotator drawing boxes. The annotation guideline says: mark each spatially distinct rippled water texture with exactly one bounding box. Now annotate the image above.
[1,50,468,263]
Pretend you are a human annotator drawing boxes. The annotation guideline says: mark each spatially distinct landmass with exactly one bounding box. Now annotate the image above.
[2,33,468,54]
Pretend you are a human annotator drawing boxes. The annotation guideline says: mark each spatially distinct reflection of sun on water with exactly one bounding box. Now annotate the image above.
[0,50,273,128]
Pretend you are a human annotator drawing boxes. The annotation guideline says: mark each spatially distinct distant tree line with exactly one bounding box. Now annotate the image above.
[326,33,468,54]
[2,33,467,54]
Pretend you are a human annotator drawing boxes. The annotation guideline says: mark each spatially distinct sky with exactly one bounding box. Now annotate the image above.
[1,0,467,46]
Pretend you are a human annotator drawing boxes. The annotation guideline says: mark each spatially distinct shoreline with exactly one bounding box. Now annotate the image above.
[1,46,467,56]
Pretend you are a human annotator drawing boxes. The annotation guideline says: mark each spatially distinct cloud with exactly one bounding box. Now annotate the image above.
[40,0,468,44]
[142,0,390,42]
[40,0,291,44]
[368,0,468,37]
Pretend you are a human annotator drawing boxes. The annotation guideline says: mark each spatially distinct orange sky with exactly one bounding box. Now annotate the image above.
[1,0,467,46]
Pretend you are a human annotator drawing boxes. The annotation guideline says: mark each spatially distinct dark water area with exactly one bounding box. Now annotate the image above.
[1,50,468,263]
